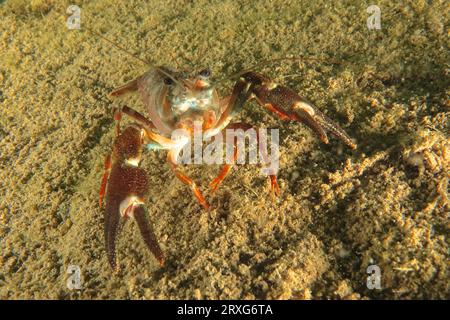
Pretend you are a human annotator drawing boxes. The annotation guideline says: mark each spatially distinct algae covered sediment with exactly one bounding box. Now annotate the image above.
[0,0,448,299]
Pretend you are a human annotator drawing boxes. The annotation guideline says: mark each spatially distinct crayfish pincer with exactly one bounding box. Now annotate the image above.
[99,112,164,270]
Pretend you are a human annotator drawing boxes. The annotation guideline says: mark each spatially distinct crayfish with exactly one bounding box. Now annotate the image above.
[98,63,356,270]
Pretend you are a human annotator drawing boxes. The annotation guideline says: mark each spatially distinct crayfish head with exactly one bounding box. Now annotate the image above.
[163,67,219,117]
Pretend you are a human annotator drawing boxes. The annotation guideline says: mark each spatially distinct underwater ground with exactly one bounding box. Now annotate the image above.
[0,0,448,299]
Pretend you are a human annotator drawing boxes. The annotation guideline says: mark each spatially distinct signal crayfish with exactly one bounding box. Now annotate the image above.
[97,50,357,271]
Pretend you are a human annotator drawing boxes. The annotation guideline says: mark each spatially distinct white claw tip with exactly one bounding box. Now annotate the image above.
[119,196,144,218]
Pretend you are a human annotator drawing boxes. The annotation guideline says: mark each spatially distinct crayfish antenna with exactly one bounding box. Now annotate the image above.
[110,78,139,97]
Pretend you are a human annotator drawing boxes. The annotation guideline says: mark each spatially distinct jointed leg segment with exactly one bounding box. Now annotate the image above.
[208,122,280,196]
[167,150,209,210]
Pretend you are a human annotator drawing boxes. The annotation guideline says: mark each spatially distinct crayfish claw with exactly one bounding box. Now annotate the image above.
[100,124,166,270]
[312,108,357,149]
[104,198,121,271]
[235,72,357,149]
[133,206,165,266]
[291,100,330,145]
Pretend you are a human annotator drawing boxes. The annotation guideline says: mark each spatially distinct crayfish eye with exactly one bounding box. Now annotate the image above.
[199,68,211,78]
[164,77,174,85]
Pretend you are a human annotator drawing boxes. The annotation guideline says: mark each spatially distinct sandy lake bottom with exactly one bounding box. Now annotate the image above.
[0,0,448,299]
